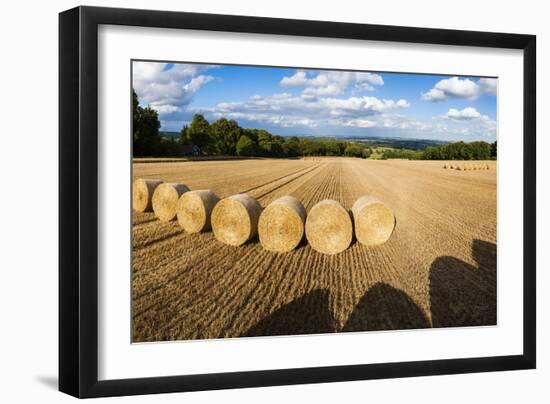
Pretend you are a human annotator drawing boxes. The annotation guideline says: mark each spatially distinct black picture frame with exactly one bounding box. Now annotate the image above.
[59,5,536,398]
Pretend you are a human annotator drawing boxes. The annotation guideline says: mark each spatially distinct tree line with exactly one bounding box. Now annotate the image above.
[133,90,496,160]
[178,114,374,158]
[421,141,497,160]
[133,90,372,158]
[378,141,496,160]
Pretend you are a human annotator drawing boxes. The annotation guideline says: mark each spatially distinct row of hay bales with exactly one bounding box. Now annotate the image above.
[443,163,491,171]
[133,179,396,255]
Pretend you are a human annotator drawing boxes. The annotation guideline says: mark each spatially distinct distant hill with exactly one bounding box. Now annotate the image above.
[342,136,449,151]
[161,130,454,151]
[283,135,449,151]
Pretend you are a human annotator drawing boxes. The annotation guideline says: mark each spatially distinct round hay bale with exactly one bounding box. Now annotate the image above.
[456,165,462,171]
[443,164,448,169]
[449,164,454,169]
[211,194,263,246]
[133,179,163,212]
[486,164,490,170]
[258,196,306,252]
[152,183,190,222]
[305,199,352,255]
[352,196,395,246]
[176,190,220,233]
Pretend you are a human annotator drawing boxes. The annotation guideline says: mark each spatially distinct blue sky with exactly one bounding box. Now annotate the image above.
[133,61,497,141]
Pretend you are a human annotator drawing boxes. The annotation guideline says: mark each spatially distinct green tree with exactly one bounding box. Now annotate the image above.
[132,89,161,156]
[256,130,274,156]
[132,89,140,131]
[469,141,491,160]
[422,140,493,160]
[361,147,372,159]
[236,135,256,156]
[242,128,259,143]
[271,136,285,157]
[282,136,301,157]
[180,125,189,144]
[325,142,341,156]
[210,118,241,155]
[302,140,326,156]
[158,136,180,156]
[187,114,215,153]
[270,141,284,157]
[344,144,363,157]
[382,149,422,160]
[336,141,347,155]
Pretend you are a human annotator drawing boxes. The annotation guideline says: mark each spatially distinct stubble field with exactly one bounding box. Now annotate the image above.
[132,157,497,342]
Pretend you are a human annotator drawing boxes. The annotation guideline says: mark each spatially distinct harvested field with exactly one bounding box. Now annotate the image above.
[132,157,497,342]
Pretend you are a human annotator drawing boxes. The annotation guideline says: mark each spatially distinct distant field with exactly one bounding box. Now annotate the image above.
[368,146,394,159]
[132,157,497,342]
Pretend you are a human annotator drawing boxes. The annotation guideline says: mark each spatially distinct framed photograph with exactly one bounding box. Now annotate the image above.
[59,6,536,398]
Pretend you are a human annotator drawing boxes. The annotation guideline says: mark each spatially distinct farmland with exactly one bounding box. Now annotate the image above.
[132,157,497,342]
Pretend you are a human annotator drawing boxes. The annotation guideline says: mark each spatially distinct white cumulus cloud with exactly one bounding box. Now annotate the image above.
[280,70,384,96]
[433,107,497,139]
[132,61,216,117]
[422,76,498,102]
[196,92,410,129]
[478,78,497,95]
[422,77,480,101]
[344,119,377,128]
[444,107,481,120]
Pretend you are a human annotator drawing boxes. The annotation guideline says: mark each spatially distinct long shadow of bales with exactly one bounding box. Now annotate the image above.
[242,289,337,337]
[342,282,430,332]
[429,239,497,328]
[241,240,496,338]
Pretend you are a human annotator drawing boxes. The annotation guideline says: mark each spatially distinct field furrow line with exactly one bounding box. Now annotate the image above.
[131,157,497,342]
[161,248,281,339]
[133,239,259,307]
[238,163,321,196]
[133,245,264,340]
[250,163,325,202]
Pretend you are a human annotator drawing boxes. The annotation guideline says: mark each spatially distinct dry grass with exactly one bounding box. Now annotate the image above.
[133,179,162,212]
[211,194,262,246]
[442,161,495,172]
[152,183,189,222]
[305,199,352,255]
[351,195,395,246]
[132,158,496,342]
[258,196,306,252]
[176,190,219,233]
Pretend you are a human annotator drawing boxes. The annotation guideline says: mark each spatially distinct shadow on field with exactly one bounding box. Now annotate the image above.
[239,240,496,338]
[342,283,430,332]
[243,289,337,337]
[429,239,497,328]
